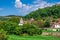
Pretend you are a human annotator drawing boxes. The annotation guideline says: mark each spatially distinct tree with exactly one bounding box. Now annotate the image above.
[7,17,20,23]
[44,18,50,28]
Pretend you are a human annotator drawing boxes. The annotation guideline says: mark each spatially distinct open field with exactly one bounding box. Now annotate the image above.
[8,35,60,40]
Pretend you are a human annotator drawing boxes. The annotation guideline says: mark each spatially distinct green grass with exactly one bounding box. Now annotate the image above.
[8,35,60,40]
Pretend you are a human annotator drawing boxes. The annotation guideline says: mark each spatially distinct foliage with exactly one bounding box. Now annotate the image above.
[24,5,60,20]
[7,17,20,23]
[0,21,4,29]
[44,18,50,28]
[8,35,60,40]
[15,24,42,36]
[0,21,42,36]
[0,29,8,40]
[1,21,19,34]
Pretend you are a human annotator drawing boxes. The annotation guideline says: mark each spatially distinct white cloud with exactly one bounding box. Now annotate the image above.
[15,0,60,16]
[15,0,30,9]
[15,0,23,8]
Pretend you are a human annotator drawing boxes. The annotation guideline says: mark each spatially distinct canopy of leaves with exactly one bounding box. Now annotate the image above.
[24,4,60,20]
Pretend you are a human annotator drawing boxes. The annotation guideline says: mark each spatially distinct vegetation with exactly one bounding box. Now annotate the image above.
[0,4,60,40]
[0,29,8,40]
[8,35,60,40]
[24,5,60,20]
[21,24,42,36]
[0,20,42,36]
[23,4,60,28]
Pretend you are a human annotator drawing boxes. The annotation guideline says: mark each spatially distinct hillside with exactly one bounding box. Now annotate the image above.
[24,4,60,20]
[0,15,22,24]
[0,15,22,21]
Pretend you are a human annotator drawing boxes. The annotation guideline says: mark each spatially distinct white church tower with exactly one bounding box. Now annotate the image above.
[18,18,24,26]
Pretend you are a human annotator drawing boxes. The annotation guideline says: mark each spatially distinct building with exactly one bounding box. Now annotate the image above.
[50,19,60,28]
[18,18,24,26]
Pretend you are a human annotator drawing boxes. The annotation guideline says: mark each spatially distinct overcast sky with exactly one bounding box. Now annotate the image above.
[0,0,60,16]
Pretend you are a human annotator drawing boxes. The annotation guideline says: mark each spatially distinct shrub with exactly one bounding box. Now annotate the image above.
[44,19,50,28]
[15,24,42,36]
[1,21,19,34]
[27,28,42,36]
[44,21,50,27]
[27,24,42,35]
[14,27,22,35]
[0,29,8,40]
[1,21,42,36]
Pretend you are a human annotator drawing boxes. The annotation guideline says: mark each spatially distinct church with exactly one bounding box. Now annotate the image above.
[18,18,24,26]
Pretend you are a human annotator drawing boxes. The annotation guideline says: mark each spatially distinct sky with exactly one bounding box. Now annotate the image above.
[0,0,60,16]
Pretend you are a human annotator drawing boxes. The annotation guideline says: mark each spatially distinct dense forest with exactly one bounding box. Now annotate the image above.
[24,4,60,20]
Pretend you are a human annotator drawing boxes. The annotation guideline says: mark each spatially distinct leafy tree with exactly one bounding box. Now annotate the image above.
[0,29,8,40]
[44,18,50,28]
[7,17,20,23]
[24,4,60,20]
[15,23,42,36]
[1,21,19,34]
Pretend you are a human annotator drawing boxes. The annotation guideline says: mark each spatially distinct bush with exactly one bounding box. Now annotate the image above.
[44,18,50,28]
[1,21,19,34]
[1,21,42,36]
[27,28,42,36]
[27,24,42,35]
[44,21,50,28]
[14,27,22,35]
[15,24,42,36]
[0,29,8,40]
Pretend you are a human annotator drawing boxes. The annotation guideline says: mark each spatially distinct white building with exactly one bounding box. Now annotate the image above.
[55,24,60,28]
[50,19,60,28]
[18,18,24,26]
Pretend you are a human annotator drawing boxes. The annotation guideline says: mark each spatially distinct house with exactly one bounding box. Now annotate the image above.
[18,18,35,25]
[50,19,60,28]
[27,18,35,23]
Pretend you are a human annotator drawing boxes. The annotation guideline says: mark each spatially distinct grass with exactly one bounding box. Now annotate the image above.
[8,35,60,40]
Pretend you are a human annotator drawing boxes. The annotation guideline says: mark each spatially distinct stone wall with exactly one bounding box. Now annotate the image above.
[42,32,60,37]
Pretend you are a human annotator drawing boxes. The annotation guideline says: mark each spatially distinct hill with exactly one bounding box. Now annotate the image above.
[24,4,60,20]
[0,15,22,23]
